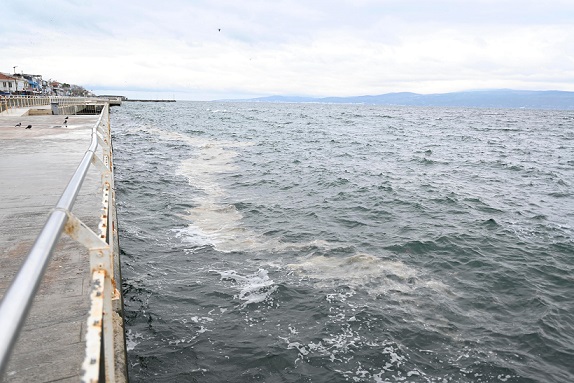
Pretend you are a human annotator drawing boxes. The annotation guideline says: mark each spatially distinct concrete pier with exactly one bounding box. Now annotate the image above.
[0,113,126,382]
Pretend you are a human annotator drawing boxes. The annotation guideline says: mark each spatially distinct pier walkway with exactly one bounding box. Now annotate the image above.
[0,107,126,382]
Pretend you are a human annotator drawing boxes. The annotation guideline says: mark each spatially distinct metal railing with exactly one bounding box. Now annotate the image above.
[0,102,126,382]
[0,95,108,113]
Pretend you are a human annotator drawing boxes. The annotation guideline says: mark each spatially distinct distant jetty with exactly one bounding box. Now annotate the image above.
[124,99,176,103]
[96,95,176,104]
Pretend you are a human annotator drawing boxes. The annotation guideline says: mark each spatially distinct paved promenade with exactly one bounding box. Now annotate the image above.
[0,114,102,382]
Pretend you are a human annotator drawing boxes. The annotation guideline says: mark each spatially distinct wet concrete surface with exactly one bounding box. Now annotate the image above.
[0,114,103,382]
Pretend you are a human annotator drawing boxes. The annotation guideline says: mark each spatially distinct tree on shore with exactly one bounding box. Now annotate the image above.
[68,84,94,97]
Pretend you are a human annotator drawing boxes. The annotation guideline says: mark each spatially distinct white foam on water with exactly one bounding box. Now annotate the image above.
[144,125,269,253]
[138,125,209,147]
[190,316,214,323]
[282,326,411,380]
[142,127,412,258]
[287,253,447,296]
[277,284,441,383]
[139,124,255,151]
[175,199,274,253]
[173,225,213,248]
[214,269,277,307]
[125,329,144,351]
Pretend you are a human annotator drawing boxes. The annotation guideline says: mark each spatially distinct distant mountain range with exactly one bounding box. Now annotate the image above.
[221,90,574,110]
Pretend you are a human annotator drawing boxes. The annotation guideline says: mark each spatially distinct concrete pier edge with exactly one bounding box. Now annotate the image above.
[0,99,128,382]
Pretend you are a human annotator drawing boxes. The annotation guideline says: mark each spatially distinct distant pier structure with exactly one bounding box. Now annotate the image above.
[96,95,124,106]
[124,99,176,102]
[95,95,176,103]
[0,97,127,382]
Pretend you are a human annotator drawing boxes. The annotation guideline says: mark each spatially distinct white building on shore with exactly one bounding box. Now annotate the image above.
[0,73,28,94]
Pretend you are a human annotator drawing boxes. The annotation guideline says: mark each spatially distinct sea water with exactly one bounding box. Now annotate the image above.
[111,102,573,382]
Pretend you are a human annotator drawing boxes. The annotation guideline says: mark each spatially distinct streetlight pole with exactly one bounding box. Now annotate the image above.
[9,66,18,95]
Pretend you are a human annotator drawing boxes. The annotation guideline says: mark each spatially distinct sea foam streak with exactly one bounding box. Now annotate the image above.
[145,125,451,308]
[215,269,277,307]
[287,253,449,295]
[141,125,266,252]
[147,126,451,303]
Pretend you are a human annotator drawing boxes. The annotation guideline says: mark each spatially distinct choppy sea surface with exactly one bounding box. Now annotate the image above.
[111,102,574,383]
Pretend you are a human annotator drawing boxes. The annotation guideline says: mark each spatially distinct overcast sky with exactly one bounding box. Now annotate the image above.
[1,0,573,100]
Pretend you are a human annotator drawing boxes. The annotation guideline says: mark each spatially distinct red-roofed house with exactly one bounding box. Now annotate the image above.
[0,73,27,94]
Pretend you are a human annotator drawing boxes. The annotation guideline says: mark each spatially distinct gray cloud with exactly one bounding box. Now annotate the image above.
[1,0,573,99]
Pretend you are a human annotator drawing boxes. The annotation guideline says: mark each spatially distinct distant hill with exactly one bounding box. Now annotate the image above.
[221,90,574,110]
